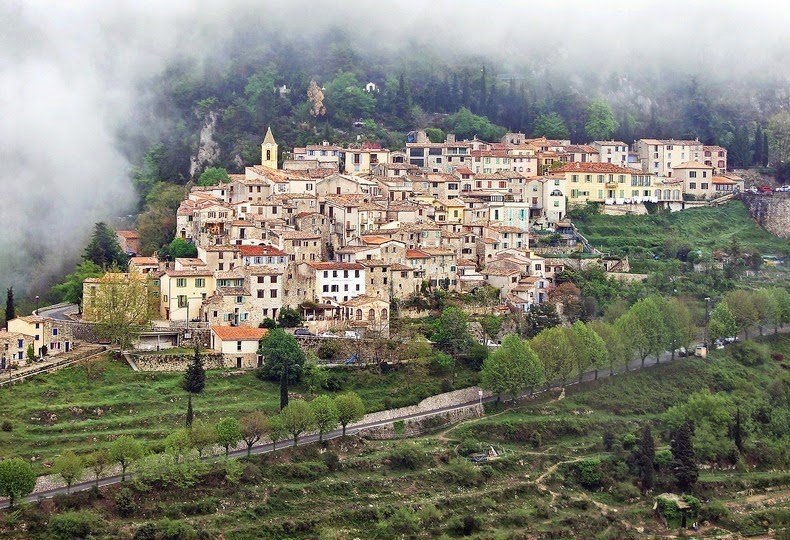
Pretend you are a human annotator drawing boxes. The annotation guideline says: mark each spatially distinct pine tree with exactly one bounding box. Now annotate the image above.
[477,65,487,114]
[671,420,698,492]
[182,345,206,427]
[83,222,127,269]
[638,426,656,494]
[4,287,15,328]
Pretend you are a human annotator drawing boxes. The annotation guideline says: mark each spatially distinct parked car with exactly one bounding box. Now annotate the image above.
[294,328,314,337]
[343,331,359,340]
[723,336,739,344]
[713,339,725,349]
[758,184,773,194]
[694,344,707,358]
[318,331,337,338]
[678,347,689,357]
[344,354,359,365]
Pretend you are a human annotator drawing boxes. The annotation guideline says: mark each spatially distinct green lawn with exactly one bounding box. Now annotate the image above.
[0,356,478,472]
[575,201,790,264]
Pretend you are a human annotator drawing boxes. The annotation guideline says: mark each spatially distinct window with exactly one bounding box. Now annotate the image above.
[689,171,697,178]
[368,309,375,320]
[257,290,265,298]
[236,296,243,304]
[176,278,186,287]
[236,357,242,369]
[356,309,362,320]
[689,182,696,189]
[237,341,243,352]
[270,289,277,298]
[177,295,187,308]
[52,328,58,336]
[701,183,709,190]
[270,275,278,283]
[195,278,205,287]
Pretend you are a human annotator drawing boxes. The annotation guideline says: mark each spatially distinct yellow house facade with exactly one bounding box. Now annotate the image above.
[555,162,637,205]
[160,269,216,321]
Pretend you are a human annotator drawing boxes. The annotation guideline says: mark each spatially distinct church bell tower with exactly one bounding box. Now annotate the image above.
[261,126,278,169]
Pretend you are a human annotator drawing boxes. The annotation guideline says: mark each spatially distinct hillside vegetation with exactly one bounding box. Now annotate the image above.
[575,201,788,259]
[2,335,787,539]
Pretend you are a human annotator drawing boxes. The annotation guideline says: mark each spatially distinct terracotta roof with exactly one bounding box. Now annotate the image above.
[672,161,714,169]
[341,294,387,307]
[278,231,321,240]
[211,326,268,341]
[165,269,214,277]
[130,257,158,265]
[421,247,455,256]
[454,167,475,175]
[360,235,392,245]
[554,162,633,174]
[247,265,283,275]
[406,249,430,259]
[390,263,412,271]
[238,245,287,257]
[593,140,627,146]
[712,176,738,185]
[308,262,365,271]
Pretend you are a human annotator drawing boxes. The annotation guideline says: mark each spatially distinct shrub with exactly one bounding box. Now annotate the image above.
[534,499,551,519]
[504,507,531,526]
[429,352,454,375]
[393,420,405,436]
[115,487,137,517]
[382,507,420,535]
[574,459,602,490]
[1,420,12,432]
[464,343,489,370]
[50,511,106,540]
[699,500,731,523]
[444,458,483,487]
[621,433,637,450]
[440,379,454,393]
[133,518,197,540]
[602,431,615,451]
[388,444,429,470]
[317,340,342,360]
[529,431,542,449]
[730,341,770,366]
[611,481,640,502]
[418,504,442,527]
[448,514,482,535]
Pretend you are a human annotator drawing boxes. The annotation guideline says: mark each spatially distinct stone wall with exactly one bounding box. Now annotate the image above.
[361,404,483,439]
[351,386,490,428]
[740,193,790,239]
[133,352,225,371]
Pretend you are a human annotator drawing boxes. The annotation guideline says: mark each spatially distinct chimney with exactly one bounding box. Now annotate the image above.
[446,133,456,143]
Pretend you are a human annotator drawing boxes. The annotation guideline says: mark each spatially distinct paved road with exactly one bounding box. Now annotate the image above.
[5,325,786,508]
[35,303,79,321]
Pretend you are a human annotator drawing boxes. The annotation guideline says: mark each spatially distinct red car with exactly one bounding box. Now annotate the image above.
[758,184,773,194]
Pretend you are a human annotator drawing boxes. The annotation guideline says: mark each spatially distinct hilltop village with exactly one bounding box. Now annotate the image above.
[1,128,745,369]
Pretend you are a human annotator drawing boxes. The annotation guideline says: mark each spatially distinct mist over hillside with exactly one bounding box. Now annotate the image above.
[1,0,788,300]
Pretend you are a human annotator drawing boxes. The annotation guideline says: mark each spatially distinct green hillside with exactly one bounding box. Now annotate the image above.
[575,201,789,262]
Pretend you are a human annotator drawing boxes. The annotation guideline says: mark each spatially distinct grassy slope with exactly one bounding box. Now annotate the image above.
[575,201,789,261]
[4,335,785,539]
[0,357,477,472]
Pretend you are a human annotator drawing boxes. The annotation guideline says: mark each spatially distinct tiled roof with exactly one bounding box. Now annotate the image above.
[553,162,633,174]
[211,326,268,341]
[406,249,431,259]
[308,262,365,271]
[672,161,714,169]
[238,245,287,257]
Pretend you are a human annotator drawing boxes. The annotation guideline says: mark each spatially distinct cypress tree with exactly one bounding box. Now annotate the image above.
[762,132,769,166]
[671,420,698,492]
[638,426,656,494]
[753,125,764,166]
[182,345,206,427]
[280,360,289,410]
[4,287,15,328]
[732,407,744,453]
[83,222,127,269]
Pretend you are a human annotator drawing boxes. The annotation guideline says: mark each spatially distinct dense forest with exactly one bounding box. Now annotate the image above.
[128,27,789,193]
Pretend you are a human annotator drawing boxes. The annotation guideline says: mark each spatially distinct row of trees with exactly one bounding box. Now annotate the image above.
[708,287,790,343]
[0,390,366,508]
[478,295,699,401]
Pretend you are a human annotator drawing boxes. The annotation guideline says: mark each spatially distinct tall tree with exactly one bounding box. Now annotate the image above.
[532,112,570,139]
[83,222,128,269]
[182,345,206,427]
[0,458,36,509]
[753,124,765,167]
[53,451,84,495]
[4,287,15,327]
[240,411,269,457]
[480,335,544,401]
[616,297,666,368]
[661,298,695,360]
[431,307,474,358]
[708,302,738,344]
[531,326,575,387]
[724,290,760,339]
[257,328,307,409]
[637,426,656,494]
[310,395,339,442]
[110,436,143,482]
[585,99,619,141]
[334,392,365,436]
[732,408,744,453]
[589,320,628,375]
[671,420,698,492]
[52,260,103,308]
[215,417,243,457]
[570,321,608,381]
[280,400,315,447]
[89,272,156,350]
[753,288,779,336]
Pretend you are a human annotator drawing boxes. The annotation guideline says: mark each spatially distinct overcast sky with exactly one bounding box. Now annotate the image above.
[1,0,787,298]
